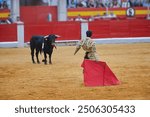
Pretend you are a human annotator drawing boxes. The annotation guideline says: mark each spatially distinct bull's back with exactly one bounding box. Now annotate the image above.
[30,36,43,43]
[30,35,44,50]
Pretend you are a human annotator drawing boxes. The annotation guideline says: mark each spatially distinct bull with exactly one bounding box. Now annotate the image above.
[30,34,59,64]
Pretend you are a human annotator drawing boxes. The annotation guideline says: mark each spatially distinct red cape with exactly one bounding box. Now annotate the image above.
[81,59,120,87]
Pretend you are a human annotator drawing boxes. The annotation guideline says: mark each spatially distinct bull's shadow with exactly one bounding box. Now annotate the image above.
[30,34,58,64]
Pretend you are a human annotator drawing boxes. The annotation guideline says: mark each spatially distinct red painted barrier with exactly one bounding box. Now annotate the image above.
[0,19,150,43]
[89,19,150,39]
[89,20,110,38]
[24,21,81,42]
[129,19,150,37]
[20,6,57,24]
[109,20,130,37]
[0,24,17,42]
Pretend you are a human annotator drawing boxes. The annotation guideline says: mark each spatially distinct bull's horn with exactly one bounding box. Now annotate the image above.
[44,35,49,38]
[55,35,61,38]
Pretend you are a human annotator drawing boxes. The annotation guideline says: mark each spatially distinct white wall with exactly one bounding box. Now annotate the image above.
[57,0,67,21]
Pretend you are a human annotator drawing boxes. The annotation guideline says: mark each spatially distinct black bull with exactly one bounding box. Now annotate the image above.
[30,34,58,64]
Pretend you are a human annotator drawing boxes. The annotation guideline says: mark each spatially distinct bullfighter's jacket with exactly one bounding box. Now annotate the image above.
[76,37,99,61]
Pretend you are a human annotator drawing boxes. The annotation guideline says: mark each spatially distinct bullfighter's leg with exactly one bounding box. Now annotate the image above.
[36,49,40,64]
[31,48,35,64]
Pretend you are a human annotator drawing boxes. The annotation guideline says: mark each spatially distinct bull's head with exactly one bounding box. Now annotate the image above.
[44,34,60,45]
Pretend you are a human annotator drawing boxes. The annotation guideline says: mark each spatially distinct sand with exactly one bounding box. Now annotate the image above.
[0,43,150,100]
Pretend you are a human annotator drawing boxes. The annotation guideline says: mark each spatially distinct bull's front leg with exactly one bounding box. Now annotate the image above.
[48,47,54,64]
[49,54,52,64]
[48,50,53,64]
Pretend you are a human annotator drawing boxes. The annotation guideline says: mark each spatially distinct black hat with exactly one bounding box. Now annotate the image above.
[86,30,92,37]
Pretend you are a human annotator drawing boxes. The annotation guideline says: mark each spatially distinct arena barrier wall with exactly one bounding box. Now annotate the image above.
[0,23,25,47]
[0,24,17,42]
[24,21,81,42]
[0,19,150,47]
[89,19,150,39]
[20,6,57,24]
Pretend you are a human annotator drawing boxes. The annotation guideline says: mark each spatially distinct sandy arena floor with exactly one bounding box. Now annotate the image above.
[0,43,150,100]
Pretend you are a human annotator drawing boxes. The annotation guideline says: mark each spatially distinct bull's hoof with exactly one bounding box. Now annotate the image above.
[32,61,36,64]
[42,59,45,62]
[42,59,47,65]
[37,61,40,64]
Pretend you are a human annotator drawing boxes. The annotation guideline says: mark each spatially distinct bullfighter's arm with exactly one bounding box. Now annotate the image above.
[74,47,80,55]
[74,41,82,55]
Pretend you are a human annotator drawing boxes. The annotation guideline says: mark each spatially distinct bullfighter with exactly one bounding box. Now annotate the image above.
[74,30,99,61]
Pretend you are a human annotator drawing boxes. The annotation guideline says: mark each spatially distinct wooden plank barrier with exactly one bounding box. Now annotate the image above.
[89,19,150,39]
[0,24,17,42]
[24,21,81,42]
